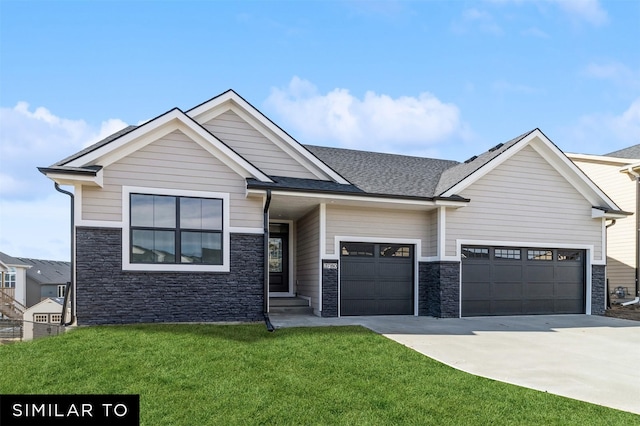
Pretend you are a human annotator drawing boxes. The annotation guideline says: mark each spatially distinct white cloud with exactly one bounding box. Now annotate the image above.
[0,193,71,261]
[0,103,127,260]
[265,77,467,154]
[452,7,503,35]
[550,0,608,26]
[584,62,640,89]
[0,102,127,200]
[485,0,608,26]
[559,98,640,154]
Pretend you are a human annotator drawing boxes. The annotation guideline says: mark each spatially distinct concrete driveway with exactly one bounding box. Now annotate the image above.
[269,314,640,415]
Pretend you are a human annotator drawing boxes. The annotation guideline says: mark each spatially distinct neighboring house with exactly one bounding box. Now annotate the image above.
[0,252,30,318]
[568,145,640,304]
[38,90,627,325]
[17,258,71,307]
[22,297,65,341]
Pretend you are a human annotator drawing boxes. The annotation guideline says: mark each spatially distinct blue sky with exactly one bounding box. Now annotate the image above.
[1,0,639,260]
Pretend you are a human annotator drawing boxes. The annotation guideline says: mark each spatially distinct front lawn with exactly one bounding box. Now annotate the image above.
[0,324,635,425]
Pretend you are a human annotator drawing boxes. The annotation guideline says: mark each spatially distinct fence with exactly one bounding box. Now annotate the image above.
[0,318,66,343]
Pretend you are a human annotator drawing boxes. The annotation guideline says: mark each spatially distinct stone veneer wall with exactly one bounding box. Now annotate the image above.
[75,227,264,325]
[419,261,460,318]
[591,264,606,315]
[321,260,339,317]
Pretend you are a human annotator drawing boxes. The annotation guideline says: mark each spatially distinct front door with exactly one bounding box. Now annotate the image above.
[269,223,289,293]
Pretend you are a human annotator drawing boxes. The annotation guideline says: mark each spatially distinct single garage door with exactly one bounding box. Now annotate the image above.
[462,246,585,316]
[340,242,414,316]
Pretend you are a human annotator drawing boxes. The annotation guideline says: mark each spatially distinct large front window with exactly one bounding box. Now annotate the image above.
[130,194,223,265]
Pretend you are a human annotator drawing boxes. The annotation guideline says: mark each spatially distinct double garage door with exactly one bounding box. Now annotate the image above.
[340,242,414,316]
[462,246,585,316]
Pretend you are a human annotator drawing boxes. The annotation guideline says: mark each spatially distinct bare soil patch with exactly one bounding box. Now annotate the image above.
[605,303,640,321]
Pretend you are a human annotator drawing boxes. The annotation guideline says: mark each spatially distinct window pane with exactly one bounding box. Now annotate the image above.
[462,247,489,259]
[180,198,222,230]
[528,249,553,261]
[131,194,175,228]
[181,232,222,264]
[495,248,521,260]
[558,250,582,261]
[341,243,374,257]
[154,196,176,228]
[269,238,283,272]
[380,245,411,257]
[132,229,175,263]
[180,197,202,229]
[202,199,222,230]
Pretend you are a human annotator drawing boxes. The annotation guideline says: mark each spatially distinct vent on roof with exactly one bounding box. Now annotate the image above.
[488,143,504,152]
[464,155,478,164]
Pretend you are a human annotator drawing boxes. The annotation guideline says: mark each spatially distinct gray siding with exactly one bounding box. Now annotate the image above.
[447,146,603,259]
[202,110,321,180]
[296,207,320,313]
[82,130,262,228]
[325,205,432,258]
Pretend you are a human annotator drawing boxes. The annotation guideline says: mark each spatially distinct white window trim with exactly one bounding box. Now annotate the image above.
[122,186,230,272]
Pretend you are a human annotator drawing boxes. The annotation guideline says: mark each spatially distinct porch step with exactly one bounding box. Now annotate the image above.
[269,297,313,314]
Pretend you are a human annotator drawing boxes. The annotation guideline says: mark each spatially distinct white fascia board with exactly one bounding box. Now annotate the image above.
[441,130,539,197]
[42,170,103,187]
[620,162,640,176]
[567,153,639,165]
[591,208,630,219]
[66,109,272,183]
[188,92,350,184]
[247,188,468,208]
[528,138,621,209]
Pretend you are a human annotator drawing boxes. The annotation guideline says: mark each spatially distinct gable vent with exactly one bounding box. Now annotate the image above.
[488,143,504,152]
[464,155,478,164]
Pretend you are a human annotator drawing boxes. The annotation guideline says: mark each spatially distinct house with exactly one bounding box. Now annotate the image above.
[568,145,640,304]
[22,297,65,341]
[17,258,71,307]
[0,251,30,318]
[38,90,628,325]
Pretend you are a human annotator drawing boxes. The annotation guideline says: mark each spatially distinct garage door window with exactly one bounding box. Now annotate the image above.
[380,245,411,257]
[495,248,521,260]
[462,247,489,259]
[341,243,374,257]
[528,249,553,260]
[558,250,582,261]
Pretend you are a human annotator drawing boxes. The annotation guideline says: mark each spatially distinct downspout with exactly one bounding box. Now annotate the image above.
[263,189,274,331]
[54,183,75,326]
[621,168,640,307]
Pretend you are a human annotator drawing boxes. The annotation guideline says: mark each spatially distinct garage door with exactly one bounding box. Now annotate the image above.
[340,242,414,316]
[462,246,585,316]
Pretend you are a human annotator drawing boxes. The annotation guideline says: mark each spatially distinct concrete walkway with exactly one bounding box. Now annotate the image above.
[269,313,640,415]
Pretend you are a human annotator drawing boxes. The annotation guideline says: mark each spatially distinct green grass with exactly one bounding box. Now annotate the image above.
[0,324,636,425]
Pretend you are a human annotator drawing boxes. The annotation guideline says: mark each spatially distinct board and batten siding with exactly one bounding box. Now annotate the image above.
[81,130,263,228]
[325,205,432,258]
[446,145,603,260]
[572,158,637,289]
[202,110,321,180]
[296,206,321,313]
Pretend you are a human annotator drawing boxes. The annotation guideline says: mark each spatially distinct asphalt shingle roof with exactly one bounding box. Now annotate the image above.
[0,252,30,267]
[51,125,138,167]
[304,145,459,198]
[434,130,535,195]
[17,258,71,285]
[605,144,640,160]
